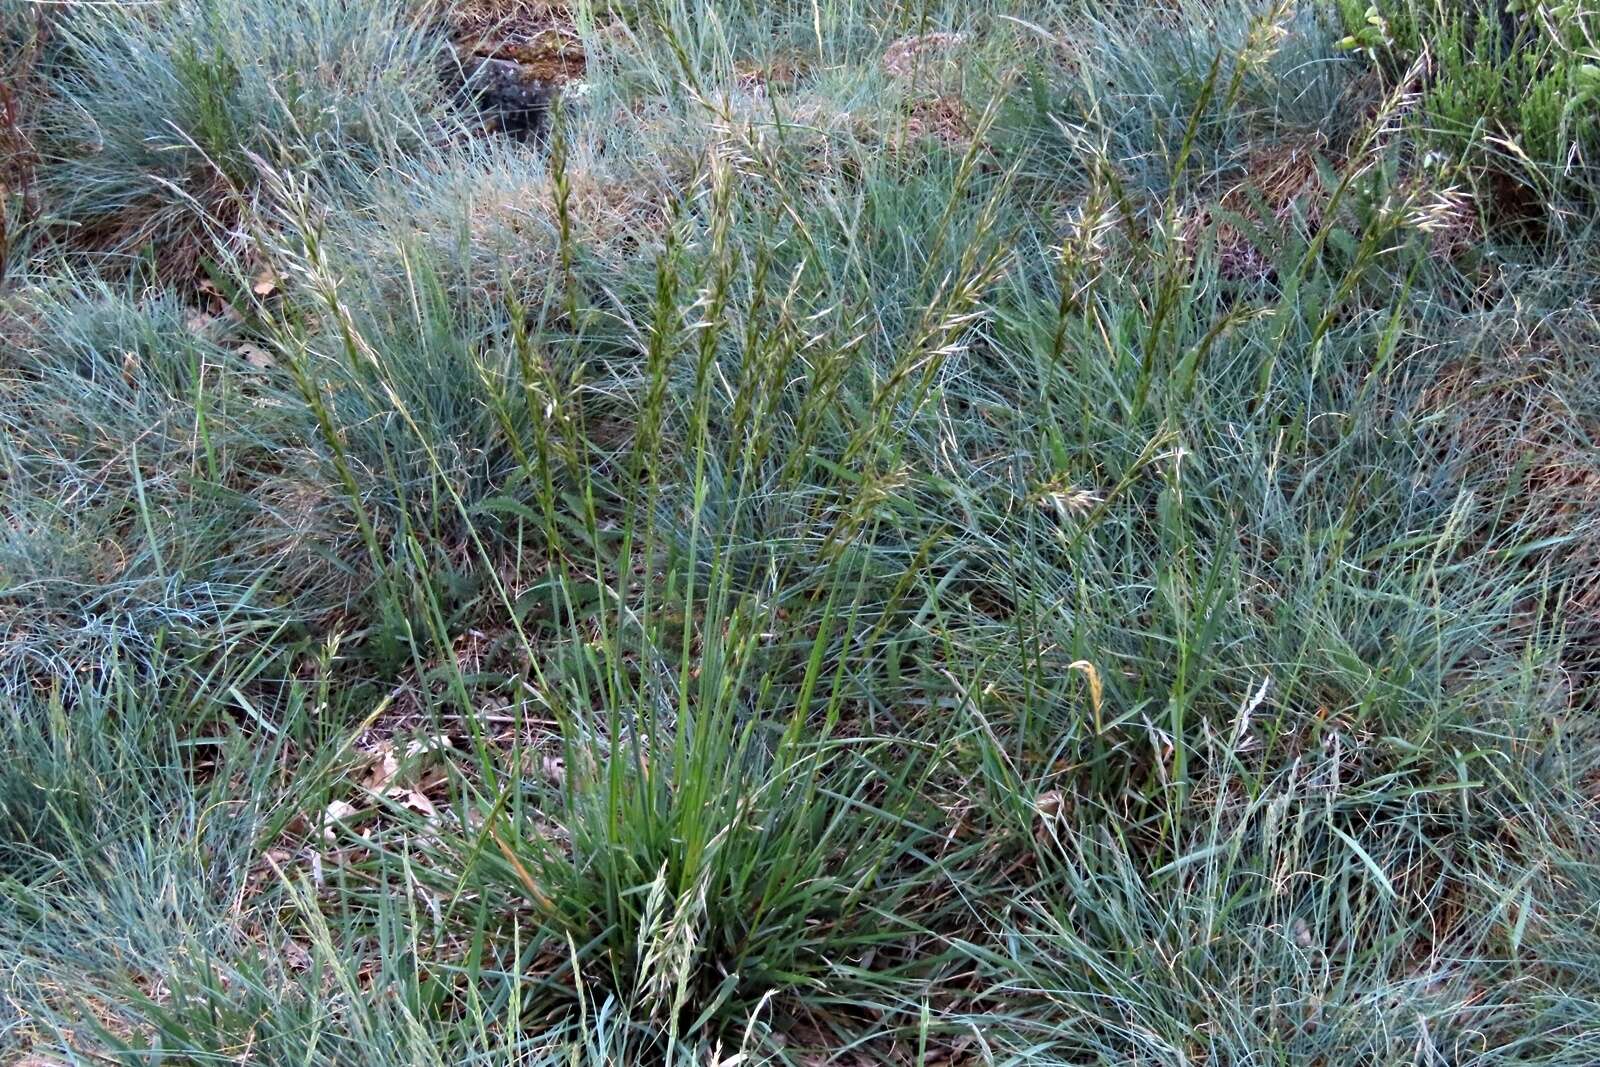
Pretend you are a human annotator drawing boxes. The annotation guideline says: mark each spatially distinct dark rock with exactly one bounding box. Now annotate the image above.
[453,50,559,142]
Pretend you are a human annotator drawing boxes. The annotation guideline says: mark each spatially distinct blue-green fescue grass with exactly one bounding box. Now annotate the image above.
[29,0,454,271]
[998,0,1370,202]
[0,273,358,693]
[4,0,1600,1062]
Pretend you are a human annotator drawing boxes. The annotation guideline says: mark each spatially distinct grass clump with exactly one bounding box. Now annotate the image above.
[0,274,357,692]
[31,0,452,270]
[3,0,1600,1063]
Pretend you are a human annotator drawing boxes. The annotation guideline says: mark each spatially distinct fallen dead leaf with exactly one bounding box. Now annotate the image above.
[385,787,438,819]
[322,799,360,844]
[185,309,219,336]
[405,733,454,759]
[236,343,275,371]
[540,752,565,786]
[283,938,313,972]
[257,846,294,883]
[362,743,399,790]
[251,269,278,297]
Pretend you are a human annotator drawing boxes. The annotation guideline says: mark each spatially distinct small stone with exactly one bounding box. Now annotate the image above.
[456,51,560,142]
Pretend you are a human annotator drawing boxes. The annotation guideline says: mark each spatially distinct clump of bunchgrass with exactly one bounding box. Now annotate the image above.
[0,0,50,283]
[33,0,451,273]
[998,0,1371,205]
[0,273,356,690]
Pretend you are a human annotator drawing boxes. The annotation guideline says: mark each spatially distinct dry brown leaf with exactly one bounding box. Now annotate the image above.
[415,767,451,795]
[185,309,218,336]
[251,269,278,297]
[404,733,454,759]
[322,799,360,844]
[283,938,313,972]
[1035,790,1064,818]
[362,743,399,790]
[540,752,565,786]
[237,343,275,371]
[385,787,438,818]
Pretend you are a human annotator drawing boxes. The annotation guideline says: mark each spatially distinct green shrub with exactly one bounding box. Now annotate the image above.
[1338,0,1600,196]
